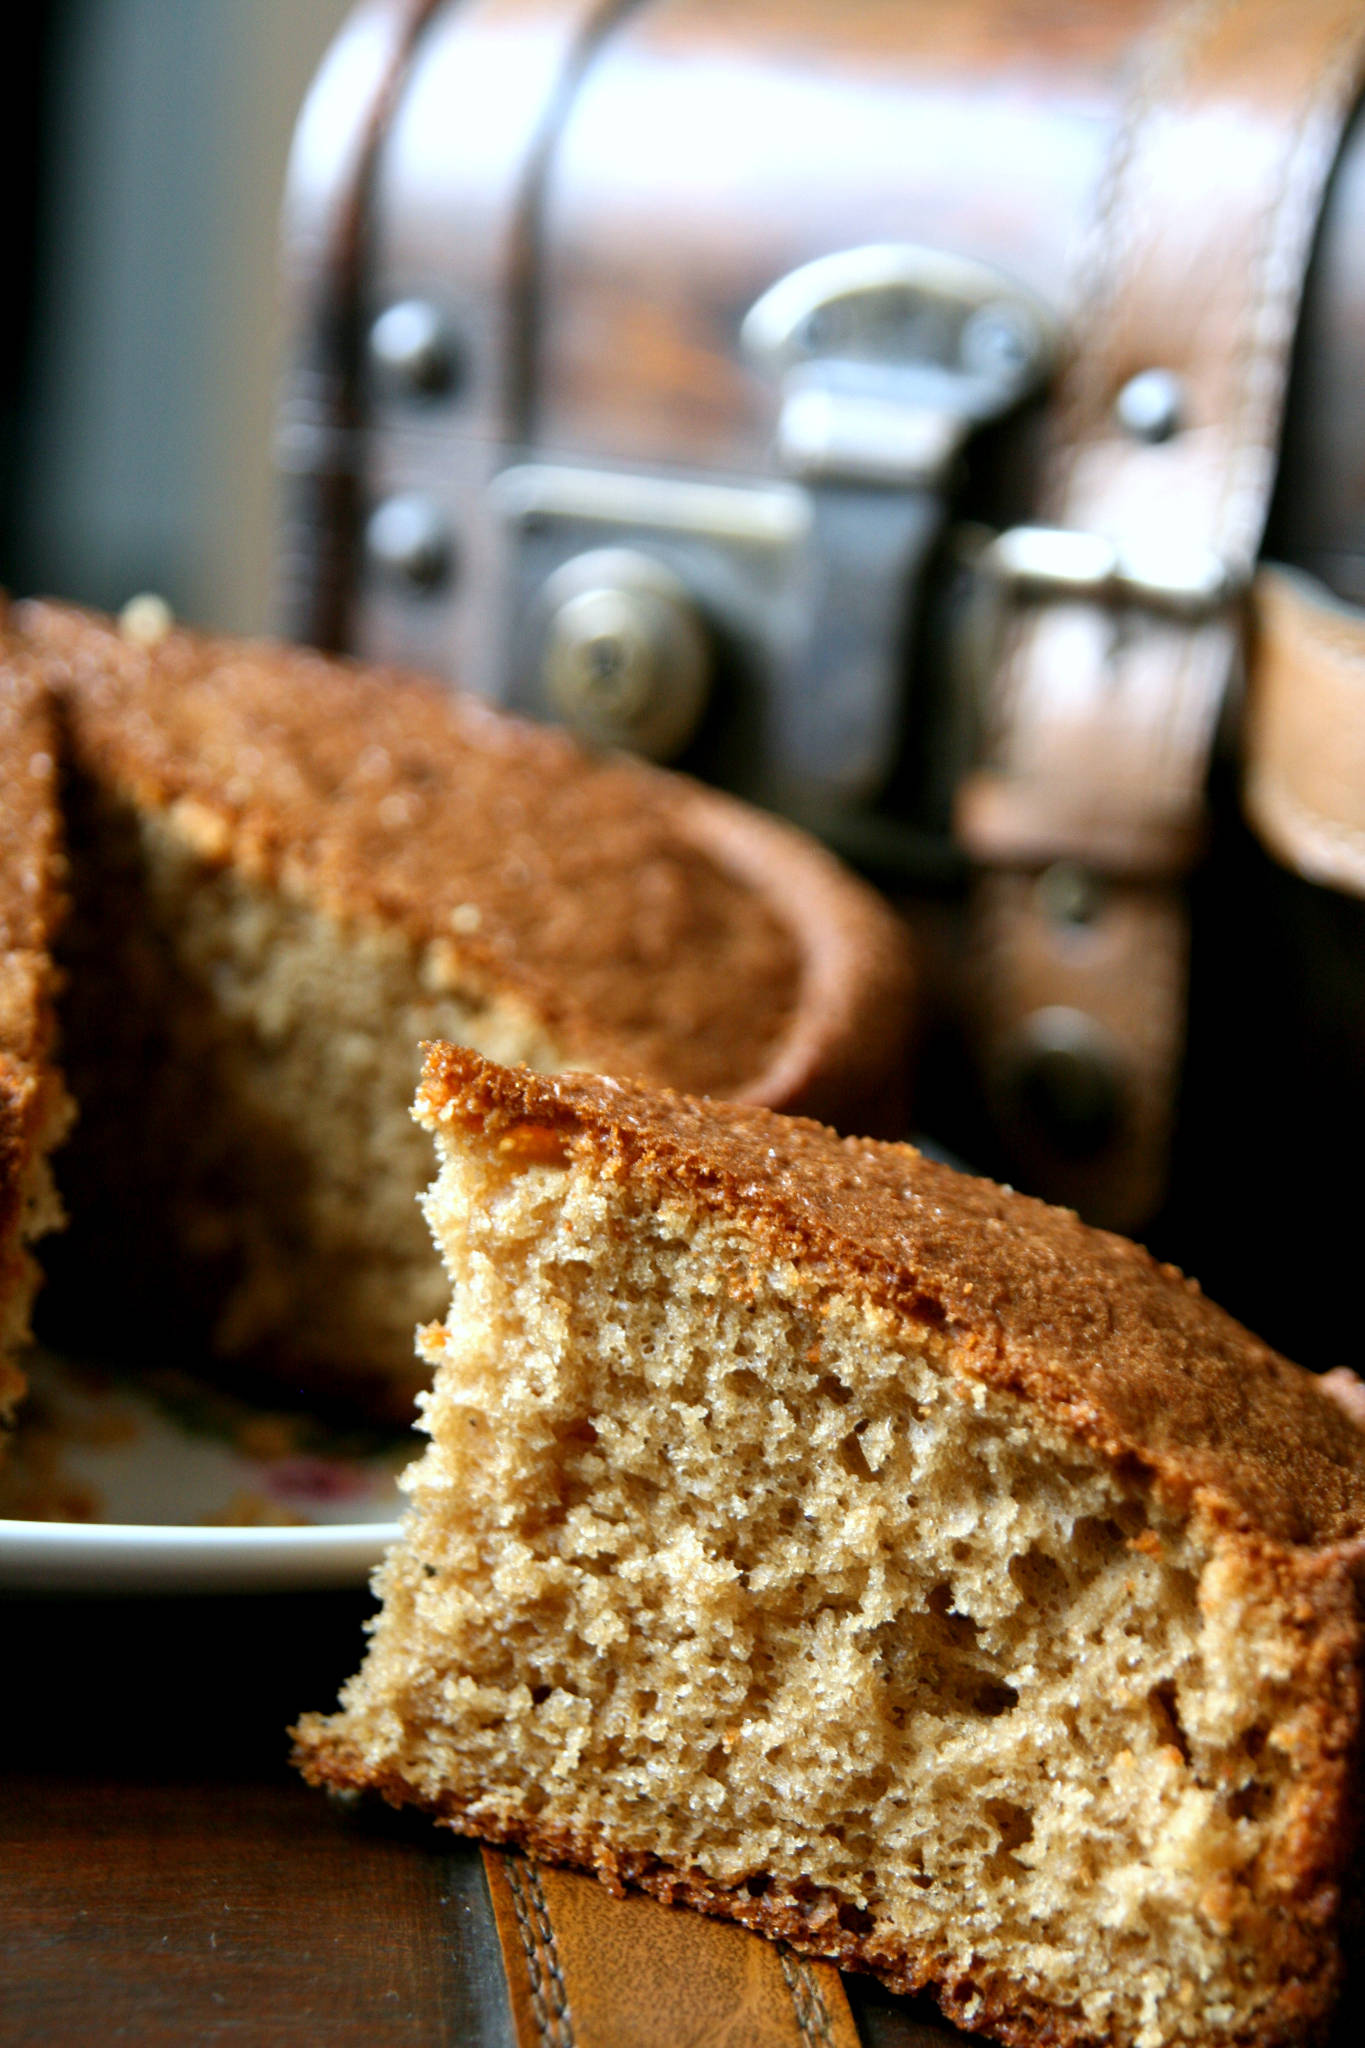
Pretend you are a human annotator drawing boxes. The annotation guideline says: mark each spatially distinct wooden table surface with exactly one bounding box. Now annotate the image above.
[2,1590,1360,2048]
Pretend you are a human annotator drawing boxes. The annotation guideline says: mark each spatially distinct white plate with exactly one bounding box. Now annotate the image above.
[0,1349,408,1593]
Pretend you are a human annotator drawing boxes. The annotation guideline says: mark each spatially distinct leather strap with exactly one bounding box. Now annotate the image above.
[956,0,1365,1231]
[277,0,445,652]
[481,1848,862,2048]
[1246,563,1365,898]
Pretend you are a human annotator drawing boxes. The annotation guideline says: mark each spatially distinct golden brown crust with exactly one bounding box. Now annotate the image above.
[417,1046,1365,1551]
[16,600,912,1117]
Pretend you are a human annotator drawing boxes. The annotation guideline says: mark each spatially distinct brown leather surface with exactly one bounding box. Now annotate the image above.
[535,0,1160,471]
[966,869,1185,1229]
[356,0,642,689]
[482,1849,861,2048]
[347,0,1172,693]
[957,0,1365,1231]
[276,0,444,652]
[1246,563,1365,897]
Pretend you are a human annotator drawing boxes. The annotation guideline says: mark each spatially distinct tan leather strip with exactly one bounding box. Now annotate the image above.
[967,869,1187,1231]
[481,1848,861,2048]
[957,0,1365,1229]
[965,0,1365,864]
[1246,564,1365,897]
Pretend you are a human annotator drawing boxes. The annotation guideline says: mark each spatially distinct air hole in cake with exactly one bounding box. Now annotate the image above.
[1009,1547,1068,1604]
[837,1429,873,1480]
[815,1373,854,1407]
[986,1800,1033,1855]
[1074,1515,1129,1558]
[1147,1683,1192,1766]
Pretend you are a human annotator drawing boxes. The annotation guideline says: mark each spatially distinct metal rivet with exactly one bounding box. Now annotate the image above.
[541,551,710,763]
[1035,860,1104,929]
[1114,368,1185,443]
[368,300,459,397]
[999,1007,1124,1159]
[960,302,1042,382]
[364,495,453,591]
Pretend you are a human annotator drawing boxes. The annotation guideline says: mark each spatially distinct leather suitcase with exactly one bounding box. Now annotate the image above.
[276,0,1365,1370]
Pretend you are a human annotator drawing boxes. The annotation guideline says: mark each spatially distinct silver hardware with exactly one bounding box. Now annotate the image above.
[999,1007,1124,1158]
[983,524,1242,618]
[539,549,710,762]
[490,247,1061,821]
[368,300,459,397]
[1115,368,1185,443]
[742,243,1054,395]
[492,464,808,551]
[743,243,1059,491]
[365,494,453,590]
[773,372,966,489]
[959,301,1046,383]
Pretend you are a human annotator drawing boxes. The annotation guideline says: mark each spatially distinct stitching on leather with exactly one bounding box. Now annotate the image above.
[504,1855,575,2048]
[1056,0,1225,757]
[778,1946,835,2048]
[1148,2,1357,846]
[1214,4,1365,562]
[523,1862,575,2048]
[994,0,1224,755]
[1045,0,1224,512]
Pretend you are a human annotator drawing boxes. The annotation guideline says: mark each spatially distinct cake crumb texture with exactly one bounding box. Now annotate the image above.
[0,651,73,1420]
[296,1049,1365,2048]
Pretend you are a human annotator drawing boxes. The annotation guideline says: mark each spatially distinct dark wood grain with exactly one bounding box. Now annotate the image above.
[0,1592,514,2048]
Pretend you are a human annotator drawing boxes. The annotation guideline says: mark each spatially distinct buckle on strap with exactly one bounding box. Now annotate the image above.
[982,524,1247,621]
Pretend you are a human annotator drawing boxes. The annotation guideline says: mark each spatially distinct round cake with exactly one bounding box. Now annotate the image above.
[1,601,912,1413]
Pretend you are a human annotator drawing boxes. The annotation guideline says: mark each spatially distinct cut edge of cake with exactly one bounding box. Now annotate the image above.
[296,1046,1365,2048]
[1,600,913,1411]
[0,650,73,1427]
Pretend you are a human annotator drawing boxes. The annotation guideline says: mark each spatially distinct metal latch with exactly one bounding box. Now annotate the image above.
[734,245,1059,814]
[981,524,1245,619]
[496,245,1061,825]
[742,244,1058,492]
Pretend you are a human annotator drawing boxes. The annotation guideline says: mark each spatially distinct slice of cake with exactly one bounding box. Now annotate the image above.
[8,601,909,1412]
[0,650,73,1423]
[296,1046,1365,2048]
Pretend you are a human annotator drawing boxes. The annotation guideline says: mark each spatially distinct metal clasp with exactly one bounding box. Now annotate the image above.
[742,244,1059,492]
[981,524,1246,620]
